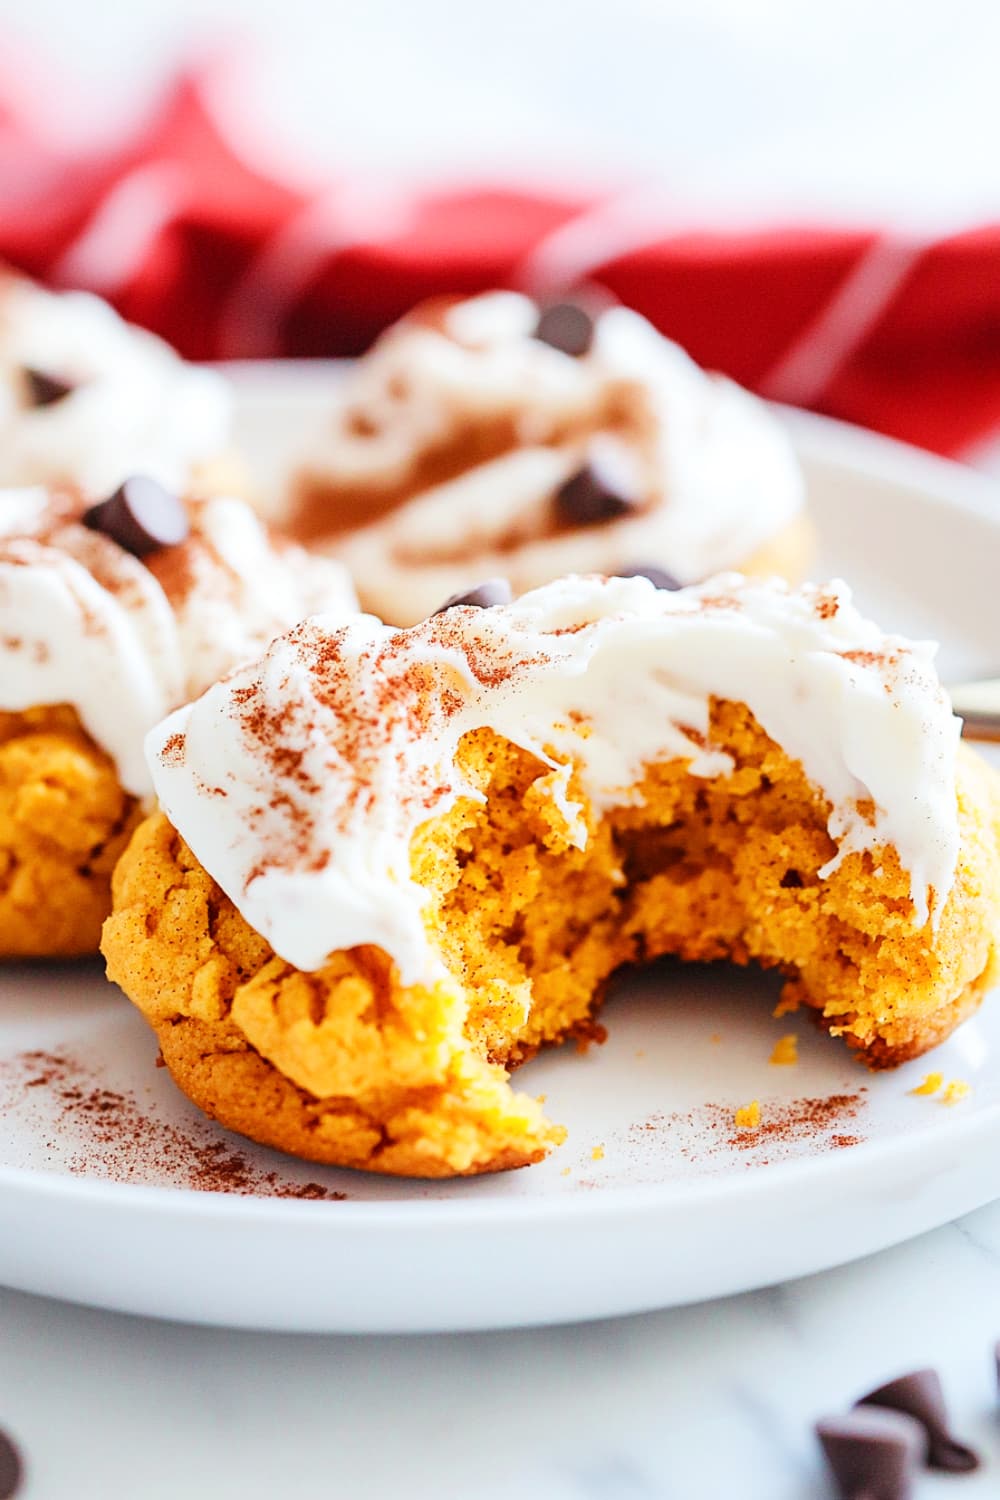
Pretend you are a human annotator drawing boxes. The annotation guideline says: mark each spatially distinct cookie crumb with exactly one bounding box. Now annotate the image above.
[769,1034,798,1066]
[734,1099,761,1130]
[591,1143,605,1161]
[911,1071,943,1096]
[942,1079,971,1106]
[560,1166,571,1177]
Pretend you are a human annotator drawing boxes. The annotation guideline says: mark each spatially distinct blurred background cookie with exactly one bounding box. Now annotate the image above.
[0,268,240,498]
[286,292,810,624]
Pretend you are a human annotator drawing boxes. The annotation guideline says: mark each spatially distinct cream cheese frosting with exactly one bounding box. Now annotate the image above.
[147,573,961,985]
[0,274,232,493]
[297,292,806,623]
[0,487,358,798]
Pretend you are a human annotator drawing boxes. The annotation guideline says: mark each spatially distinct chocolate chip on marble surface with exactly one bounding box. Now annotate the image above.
[533,300,596,357]
[22,366,76,407]
[554,446,641,529]
[433,578,513,614]
[0,1428,23,1499]
[82,476,190,557]
[856,1368,979,1473]
[615,563,683,591]
[816,1408,923,1500]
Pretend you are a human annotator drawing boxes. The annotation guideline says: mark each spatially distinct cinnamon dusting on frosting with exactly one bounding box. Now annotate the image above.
[0,484,358,796]
[160,732,186,768]
[148,573,963,981]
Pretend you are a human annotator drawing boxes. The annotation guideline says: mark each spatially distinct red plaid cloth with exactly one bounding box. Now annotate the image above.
[3,53,999,458]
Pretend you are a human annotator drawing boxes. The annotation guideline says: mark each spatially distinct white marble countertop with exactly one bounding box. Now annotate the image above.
[3,1199,1000,1499]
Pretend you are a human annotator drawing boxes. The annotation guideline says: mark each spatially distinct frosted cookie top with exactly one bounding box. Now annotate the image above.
[147,573,961,983]
[0,482,359,797]
[294,291,805,623]
[0,273,232,493]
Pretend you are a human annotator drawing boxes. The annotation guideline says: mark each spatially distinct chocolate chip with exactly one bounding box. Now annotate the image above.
[22,367,75,407]
[554,449,641,529]
[434,578,513,614]
[616,564,682,591]
[816,1409,923,1500]
[82,476,190,557]
[856,1368,979,1473]
[533,300,595,357]
[0,1428,22,1499]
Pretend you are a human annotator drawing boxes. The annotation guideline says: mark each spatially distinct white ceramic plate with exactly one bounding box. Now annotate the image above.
[2,367,1000,1335]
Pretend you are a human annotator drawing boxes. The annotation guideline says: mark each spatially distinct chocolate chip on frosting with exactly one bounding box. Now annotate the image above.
[816,1409,923,1500]
[856,1368,979,1473]
[0,1427,23,1500]
[616,563,682,591]
[434,578,513,614]
[554,446,641,528]
[82,476,190,557]
[22,367,75,408]
[533,300,595,357]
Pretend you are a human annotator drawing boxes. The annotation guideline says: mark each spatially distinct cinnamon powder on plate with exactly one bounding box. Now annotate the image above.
[3,1049,347,1199]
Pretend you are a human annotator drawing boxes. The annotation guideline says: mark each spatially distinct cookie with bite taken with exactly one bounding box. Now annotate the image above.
[103,573,1000,1177]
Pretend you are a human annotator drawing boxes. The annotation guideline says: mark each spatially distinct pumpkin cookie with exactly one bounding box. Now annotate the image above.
[103,574,1000,1175]
[0,268,236,495]
[0,479,358,956]
[287,291,810,623]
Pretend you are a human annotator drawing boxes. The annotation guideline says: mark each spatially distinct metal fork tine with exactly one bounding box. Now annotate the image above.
[949,678,1000,741]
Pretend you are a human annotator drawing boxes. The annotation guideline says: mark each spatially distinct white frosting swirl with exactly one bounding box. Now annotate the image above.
[298,292,805,623]
[147,574,961,984]
[0,488,358,797]
[0,275,232,493]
